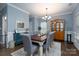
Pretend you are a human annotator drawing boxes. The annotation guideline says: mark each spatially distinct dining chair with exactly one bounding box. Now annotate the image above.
[43,32,54,55]
[22,34,39,56]
[49,32,55,47]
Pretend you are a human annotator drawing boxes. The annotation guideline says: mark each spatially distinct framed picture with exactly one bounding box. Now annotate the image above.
[16,21,25,29]
[17,22,24,28]
[15,20,26,33]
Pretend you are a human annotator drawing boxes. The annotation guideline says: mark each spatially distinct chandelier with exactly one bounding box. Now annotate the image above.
[42,8,52,21]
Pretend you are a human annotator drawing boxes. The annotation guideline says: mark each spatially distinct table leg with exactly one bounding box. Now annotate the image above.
[39,42,43,56]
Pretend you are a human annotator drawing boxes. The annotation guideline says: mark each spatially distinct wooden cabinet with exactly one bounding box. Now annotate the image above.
[50,19,65,41]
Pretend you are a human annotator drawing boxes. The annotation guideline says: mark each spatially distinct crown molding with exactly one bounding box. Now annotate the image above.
[51,11,72,17]
[8,4,30,15]
[72,4,79,13]
[7,3,73,17]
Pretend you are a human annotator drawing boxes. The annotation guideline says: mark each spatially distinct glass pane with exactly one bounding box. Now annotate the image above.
[52,23,54,31]
[60,23,63,28]
[56,23,59,31]
[56,28,59,31]
[56,23,59,28]
[61,28,63,31]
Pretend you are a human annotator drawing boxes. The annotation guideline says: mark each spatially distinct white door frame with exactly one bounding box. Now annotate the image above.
[2,15,8,47]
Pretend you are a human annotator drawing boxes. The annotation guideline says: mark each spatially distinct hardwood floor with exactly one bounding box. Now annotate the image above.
[61,42,79,56]
[0,44,23,56]
[0,41,79,56]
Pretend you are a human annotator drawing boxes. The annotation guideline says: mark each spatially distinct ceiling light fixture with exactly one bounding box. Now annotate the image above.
[42,8,52,21]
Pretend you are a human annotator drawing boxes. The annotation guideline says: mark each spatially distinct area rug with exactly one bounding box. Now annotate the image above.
[11,42,61,56]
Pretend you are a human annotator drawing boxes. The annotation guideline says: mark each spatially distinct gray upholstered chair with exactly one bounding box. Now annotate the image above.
[22,34,38,56]
[43,32,54,55]
[49,32,54,47]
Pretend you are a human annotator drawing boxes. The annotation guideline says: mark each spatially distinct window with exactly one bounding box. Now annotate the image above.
[40,22,47,34]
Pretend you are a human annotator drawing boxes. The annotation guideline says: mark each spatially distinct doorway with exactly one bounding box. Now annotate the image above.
[50,19,65,41]
[2,16,8,47]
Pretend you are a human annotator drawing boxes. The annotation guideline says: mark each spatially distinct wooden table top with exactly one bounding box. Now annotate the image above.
[31,34,47,42]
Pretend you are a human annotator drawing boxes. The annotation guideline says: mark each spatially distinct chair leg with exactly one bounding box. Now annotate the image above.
[45,48,48,56]
[24,52,27,56]
[27,53,32,56]
[45,47,50,56]
[50,42,54,48]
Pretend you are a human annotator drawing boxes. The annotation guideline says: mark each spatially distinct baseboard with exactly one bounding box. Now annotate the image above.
[74,42,79,50]
[72,32,79,50]
[54,39,64,42]
[0,42,5,48]
[0,41,3,45]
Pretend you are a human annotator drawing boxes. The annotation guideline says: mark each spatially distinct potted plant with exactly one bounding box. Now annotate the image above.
[38,26,41,36]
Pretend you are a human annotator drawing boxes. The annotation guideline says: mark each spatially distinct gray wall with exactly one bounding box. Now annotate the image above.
[73,4,79,32]
[72,4,79,40]
[72,4,79,49]
[7,5,29,32]
[29,15,35,34]
[6,4,29,48]
[29,16,41,34]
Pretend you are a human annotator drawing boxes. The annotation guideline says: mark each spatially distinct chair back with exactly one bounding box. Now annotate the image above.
[22,34,32,55]
[46,32,54,47]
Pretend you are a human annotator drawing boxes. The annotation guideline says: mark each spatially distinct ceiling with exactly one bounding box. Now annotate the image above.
[9,3,78,16]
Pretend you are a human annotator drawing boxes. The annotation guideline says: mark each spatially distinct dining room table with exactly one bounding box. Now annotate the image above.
[31,34,47,56]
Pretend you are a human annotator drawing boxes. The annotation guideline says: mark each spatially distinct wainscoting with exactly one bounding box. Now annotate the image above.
[73,32,79,50]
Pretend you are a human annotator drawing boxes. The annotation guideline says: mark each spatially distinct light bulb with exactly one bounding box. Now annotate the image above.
[48,16,52,19]
[4,16,7,20]
[42,17,45,19]
[45,15,47,18]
